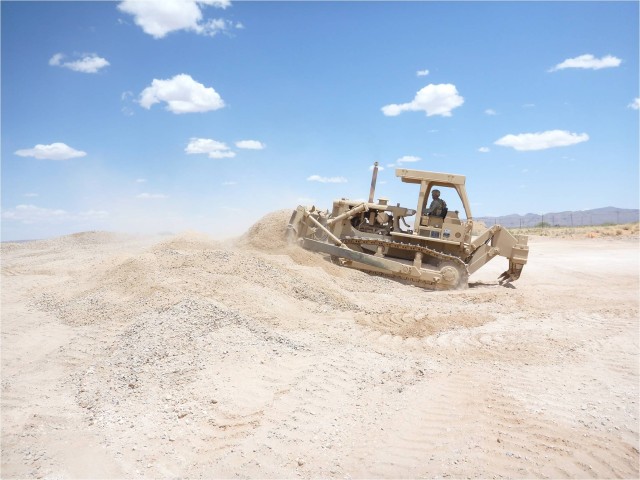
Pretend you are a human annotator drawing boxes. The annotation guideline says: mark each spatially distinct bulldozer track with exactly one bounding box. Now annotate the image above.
[366,270,463,291]
[343,236,468,271]
[341,236,469,290]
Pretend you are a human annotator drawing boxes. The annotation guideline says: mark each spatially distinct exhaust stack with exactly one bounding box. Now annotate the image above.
[368,162,379,203]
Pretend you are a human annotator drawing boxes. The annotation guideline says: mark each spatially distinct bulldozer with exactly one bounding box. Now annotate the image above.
[286,163,529,290]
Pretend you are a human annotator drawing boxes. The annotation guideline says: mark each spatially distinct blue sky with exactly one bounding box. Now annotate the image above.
[2,1,638,241]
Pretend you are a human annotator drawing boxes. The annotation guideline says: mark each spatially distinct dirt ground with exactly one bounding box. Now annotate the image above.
[2,211,638,479]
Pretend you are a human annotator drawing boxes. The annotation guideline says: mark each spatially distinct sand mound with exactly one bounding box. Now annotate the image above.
[59,231,131,245]
[236,209,292,252]
[234,209,358,274]
[1,231,132,253]
[31,218,364,327]
[152,230,223,253]
[2,231,126,251]
[0,242,24,254]
[43,231,132,248]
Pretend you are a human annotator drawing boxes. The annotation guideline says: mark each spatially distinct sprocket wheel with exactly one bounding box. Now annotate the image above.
[438,260,469,289]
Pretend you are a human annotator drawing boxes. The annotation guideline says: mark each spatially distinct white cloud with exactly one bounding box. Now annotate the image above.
[307,175,347,183]
[494,130,589,151]
[549,54,622,72]
[522,103,536,108]
[49,53,110,73]
[64,55,109,73]
[185,137,236,158]
[135,178,147,183]
[185,138,227,154]
[137,193,168,199]
[416,69,429,77]
[382,84,464,117]
[193,0,232,8]
[396,155,421,164]
[235,140,265,150]
[2,205,68,223]
[118,0,232,39]
[139,74,225,114]
[222,181,237,186]
[198,18,236,36]
[628,98,640,110]
[23,193,39,198]
[478,147,490,153]
[121,91,135,116]
[485,108,497,116]
[49,53,64,66]
[369,164,384,171]
[15,143,86,161]
[2,205,108,224]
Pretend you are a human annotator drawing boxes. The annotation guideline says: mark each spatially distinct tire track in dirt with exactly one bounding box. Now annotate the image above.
[345,366,489,477]
[212,344,368,476]
[346,358,638,478]
[344,304,639,478]
[206,328,426,478]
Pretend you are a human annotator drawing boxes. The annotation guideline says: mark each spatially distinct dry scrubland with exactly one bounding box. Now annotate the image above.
[471,222,640,239]
[2,210,638,479]
[510,222,640,239]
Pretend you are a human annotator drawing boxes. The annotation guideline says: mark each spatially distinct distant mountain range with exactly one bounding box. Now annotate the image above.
[475,207,639,228]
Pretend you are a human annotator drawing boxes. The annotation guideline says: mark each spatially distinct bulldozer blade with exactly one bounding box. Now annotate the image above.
[302,238,395,271]
[301,238,424,279]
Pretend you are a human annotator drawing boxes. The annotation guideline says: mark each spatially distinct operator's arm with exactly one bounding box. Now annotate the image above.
[423,200,434,215]
[424,199,439,215]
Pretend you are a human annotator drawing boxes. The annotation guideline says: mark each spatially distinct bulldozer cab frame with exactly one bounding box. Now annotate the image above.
[396,168,472,221]
[395,168,473,245]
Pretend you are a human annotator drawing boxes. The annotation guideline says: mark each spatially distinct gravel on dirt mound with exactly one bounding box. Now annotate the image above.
[151,231,222,253]
[236,209,292,252]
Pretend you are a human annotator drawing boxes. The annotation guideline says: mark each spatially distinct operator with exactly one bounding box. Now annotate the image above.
[423,189,447,217]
